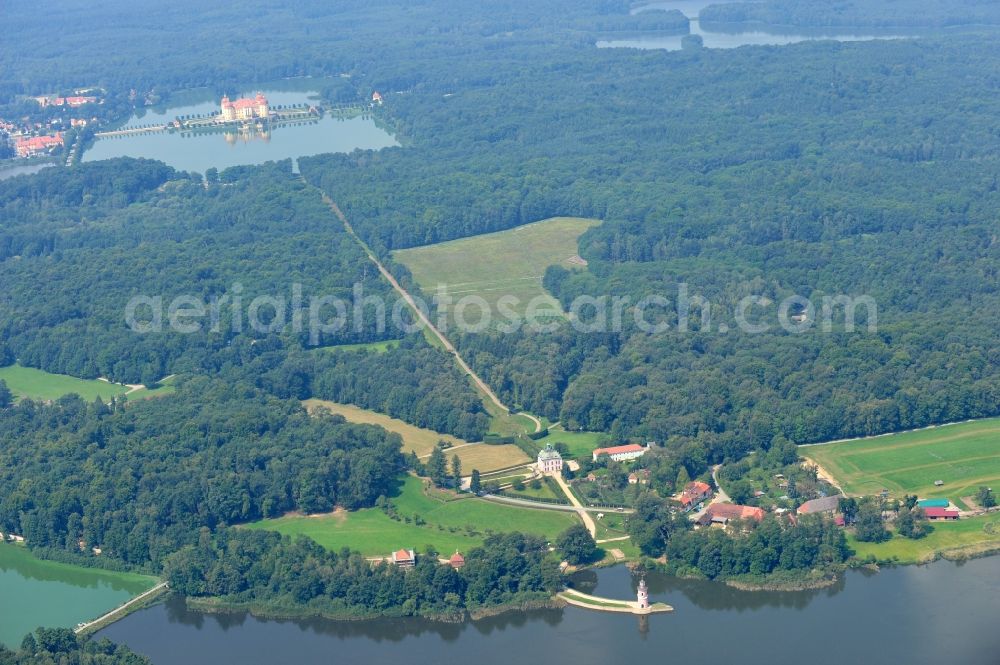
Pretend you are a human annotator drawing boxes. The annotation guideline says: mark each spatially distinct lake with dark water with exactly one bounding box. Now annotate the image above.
[598,18,916,51]
[98,556,1000,665]
[81,81,398,174]
[0,544,154,649]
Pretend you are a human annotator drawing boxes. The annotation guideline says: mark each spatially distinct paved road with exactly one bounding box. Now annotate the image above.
[690,465,731,521]
[552,473,597,537]
[315,191,543,433]
[483,493,634,515]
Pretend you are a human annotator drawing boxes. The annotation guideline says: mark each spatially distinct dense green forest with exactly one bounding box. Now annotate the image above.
[0,0,674,100]
[0,158,493,437]
[249,340,491,440]
[0,378,405,567]
[303,35,1000,449]
[0,629,149,665]
[664,513,851,581]
[0,159,400,383]
[167,529,561,619]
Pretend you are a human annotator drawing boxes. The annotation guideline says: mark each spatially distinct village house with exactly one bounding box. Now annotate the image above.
[592,443,649,463]
[679,480,712,511]
[537,443,564,475]
[699,503,765,526]
[391,548,416,567]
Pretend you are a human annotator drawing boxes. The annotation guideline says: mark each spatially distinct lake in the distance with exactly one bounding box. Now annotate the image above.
[0,162,54,181]
[598,18,915,50]
[98,556,1000,665]
[0,544,155,648]
[82,82,398,174]
[630,0,725,18]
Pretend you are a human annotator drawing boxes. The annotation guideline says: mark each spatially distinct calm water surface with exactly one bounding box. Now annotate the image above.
[0,162,54,180]
[598,18,915,50]
[82,82,397,173]
[0,544,154,648]
[99,556,1000,665]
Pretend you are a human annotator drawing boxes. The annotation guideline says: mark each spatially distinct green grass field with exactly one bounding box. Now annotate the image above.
[847,512,1000,564]
[503,480,561,501]
[393,216,600,321]
[534,428,610,460]
[802,419,1000,506]
[0,364,129,402]
[246,475,577,555]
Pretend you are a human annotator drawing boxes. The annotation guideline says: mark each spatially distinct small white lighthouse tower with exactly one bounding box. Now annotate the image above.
[637,577,649,609]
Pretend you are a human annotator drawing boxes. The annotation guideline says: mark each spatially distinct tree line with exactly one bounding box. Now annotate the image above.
[166,528,561,619]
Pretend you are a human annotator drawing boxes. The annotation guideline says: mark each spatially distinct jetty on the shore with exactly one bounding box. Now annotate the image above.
[558,588,673,615]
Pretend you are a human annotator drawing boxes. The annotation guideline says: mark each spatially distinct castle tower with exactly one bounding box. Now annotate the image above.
[255,92,269,119]
[637,577,649,609]
[221,95,235,122]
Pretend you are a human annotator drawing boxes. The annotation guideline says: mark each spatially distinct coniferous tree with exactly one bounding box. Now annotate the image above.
[451,454,462,489]
[427,445,449,487]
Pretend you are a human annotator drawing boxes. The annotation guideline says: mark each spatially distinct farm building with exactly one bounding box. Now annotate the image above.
[797,495,843,515]
[449,551,465,569]
[592,443,648,462]
[699,503,765,525]
[923,507,960,521]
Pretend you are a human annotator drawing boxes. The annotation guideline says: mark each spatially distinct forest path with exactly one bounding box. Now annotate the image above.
[310,186,541,433]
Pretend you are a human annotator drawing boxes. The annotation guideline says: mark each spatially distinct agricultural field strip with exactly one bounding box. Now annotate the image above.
[803,421,1000,498]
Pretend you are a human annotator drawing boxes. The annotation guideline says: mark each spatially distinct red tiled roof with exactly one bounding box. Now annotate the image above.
[684,481,711,496]
[394,548,413,560]
[707,504,765,522]
[16,134,63,150]
[222,96,267,110]
[593,444,645,456]
[923,507,959,518]
[449,552,465,567]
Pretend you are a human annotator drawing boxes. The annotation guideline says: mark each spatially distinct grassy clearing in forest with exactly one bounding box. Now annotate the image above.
[304,399,528,472]
[246,475,577,556]
[393,216,600,320]
[0,364,128,402]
